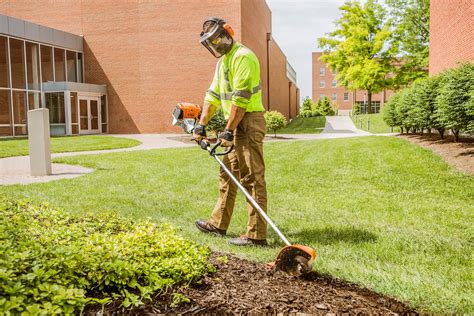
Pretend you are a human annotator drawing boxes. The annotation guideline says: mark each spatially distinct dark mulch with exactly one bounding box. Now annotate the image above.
[87,253,417,315]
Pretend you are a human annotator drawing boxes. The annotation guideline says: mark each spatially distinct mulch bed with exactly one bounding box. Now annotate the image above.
[88,253,417,315]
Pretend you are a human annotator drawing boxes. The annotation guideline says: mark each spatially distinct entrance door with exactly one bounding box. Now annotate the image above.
[79,97,100,134]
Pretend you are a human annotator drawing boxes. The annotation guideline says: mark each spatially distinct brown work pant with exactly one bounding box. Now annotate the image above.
[208,112,268,240]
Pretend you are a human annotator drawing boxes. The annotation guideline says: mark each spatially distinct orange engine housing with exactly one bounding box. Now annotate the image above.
[175,102,202,120]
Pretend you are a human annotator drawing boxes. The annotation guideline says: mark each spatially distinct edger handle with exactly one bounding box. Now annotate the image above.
[200,139,233,156]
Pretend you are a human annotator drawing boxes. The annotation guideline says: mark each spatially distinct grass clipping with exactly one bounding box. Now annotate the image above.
[0,199,214,314]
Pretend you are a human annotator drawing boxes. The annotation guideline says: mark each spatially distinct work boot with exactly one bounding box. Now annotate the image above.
[195,220,226,237]
[228,235,268,246]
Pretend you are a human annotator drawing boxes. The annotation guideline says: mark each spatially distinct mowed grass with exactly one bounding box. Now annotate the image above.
[352,113,401,134]
[0,137,472,313]
[278,116,326,134]
[0,135,141,158]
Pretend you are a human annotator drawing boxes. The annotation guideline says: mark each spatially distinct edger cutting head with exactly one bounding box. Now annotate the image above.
[274,245,316,276]
[172,103,202,134]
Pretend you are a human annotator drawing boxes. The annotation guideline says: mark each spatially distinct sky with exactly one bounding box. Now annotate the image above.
[266,0,346,100]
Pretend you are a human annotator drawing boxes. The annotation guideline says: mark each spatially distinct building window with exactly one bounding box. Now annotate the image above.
[332,79,337,87]
[28,92,41,110]
[45,92,66,135]
[319,80,325,88]
[41,45,54,82]
[77,53,84,83]
[0,90,12,136]
[332,93,337,101]
[319,67,325,76]
[319,94,325,100]
[12,91,27,135]
[10,38,26,89]
[0,36,9,88]
[66,50,77,82]
[354,101,381,114]
[101,95,107,133]
[54,48,65,81]
[26,42,41,91]
[344,92,349,101]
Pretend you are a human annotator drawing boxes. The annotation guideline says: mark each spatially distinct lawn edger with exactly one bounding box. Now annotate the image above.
[172,102,316,276]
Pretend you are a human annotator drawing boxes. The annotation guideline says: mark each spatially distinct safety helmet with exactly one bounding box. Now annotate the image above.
[199,17,235,58]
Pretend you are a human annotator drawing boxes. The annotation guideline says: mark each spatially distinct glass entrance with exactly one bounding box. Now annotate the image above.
[79,97,100,134]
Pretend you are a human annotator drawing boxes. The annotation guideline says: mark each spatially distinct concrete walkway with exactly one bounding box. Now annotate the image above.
[0,118,370,185]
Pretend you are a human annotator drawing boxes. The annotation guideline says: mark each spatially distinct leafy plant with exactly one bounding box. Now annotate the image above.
[206,108,227,136]
[436,63,474,141]
[300,97,314,118]
[0,199,214,314]
[264,111,287,137]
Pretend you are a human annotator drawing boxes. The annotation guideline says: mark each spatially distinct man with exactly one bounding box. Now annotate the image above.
[193,17,268,246]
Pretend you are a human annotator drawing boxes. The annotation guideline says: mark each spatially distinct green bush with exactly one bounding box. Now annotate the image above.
[206,108,227,135]
[300,97,314,118]
[383,92,402,129]
[0,199,214,314]
[264,110,287,137]
[436,63,474,141]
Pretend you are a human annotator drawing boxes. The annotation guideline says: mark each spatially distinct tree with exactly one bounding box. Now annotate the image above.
[301,97,313,118]
[264,111,287,137]
[318,0,397,113]
[383,92,402,131]
[386,0,429,86]
[436,63,474,141]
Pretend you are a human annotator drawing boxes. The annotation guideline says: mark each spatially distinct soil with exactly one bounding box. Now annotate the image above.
[399,134,474,175]
[88,253,417,315]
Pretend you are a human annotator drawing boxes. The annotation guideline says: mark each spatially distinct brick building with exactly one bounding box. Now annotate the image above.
[429,0,474,75]
[312,52,393,115]
[0,0,299,137]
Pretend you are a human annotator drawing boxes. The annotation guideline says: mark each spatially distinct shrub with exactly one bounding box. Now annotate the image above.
[264,110,287,137]
[352,102,362,115]
[436,63,474,141]
[206,108,227,135]
[383,92,402,129]
[0,199,214,314]
[312,97,335,116]
[300,97,313,118]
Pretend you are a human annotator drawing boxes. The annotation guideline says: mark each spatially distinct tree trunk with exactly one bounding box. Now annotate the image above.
[400,126,404,134]
[437,128,444,139]
[420,128,424,136]
[367,92,372,114]
[453,130,459,142]
[274,130,277,138]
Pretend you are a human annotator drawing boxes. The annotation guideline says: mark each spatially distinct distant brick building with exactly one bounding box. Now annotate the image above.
[429,0,474,75]
[0,0,299,136]
[312,52,393,115]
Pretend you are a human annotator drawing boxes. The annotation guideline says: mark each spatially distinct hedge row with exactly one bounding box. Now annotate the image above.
[383,63,474,141]
[0,199,214,314]
[300,97,336,117]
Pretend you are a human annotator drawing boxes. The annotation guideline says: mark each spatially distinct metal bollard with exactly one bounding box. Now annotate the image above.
[367,118,370,131]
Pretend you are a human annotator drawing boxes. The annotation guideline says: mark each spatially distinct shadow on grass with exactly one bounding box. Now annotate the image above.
[288,227,378,245]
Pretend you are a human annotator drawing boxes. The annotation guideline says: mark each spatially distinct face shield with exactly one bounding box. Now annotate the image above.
[200,19,233,58]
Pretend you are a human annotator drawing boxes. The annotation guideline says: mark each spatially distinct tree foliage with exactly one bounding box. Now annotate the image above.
[436,63,474,140]
[382,63,473,140]
[264,110,287,137]
[318,0,397,113]
[386,0,429,86]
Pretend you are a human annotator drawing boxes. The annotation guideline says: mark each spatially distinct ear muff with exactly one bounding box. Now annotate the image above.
[223,23,235,37]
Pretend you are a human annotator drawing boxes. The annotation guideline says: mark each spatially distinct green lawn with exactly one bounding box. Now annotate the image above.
[277,116,326,134]
[352,113,400,134]
[0,135,141,158]
[0,137,472,313]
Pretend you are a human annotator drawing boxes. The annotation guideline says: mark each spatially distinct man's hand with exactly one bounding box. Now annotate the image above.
[218,129,234,147]
[193,124,206,142]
